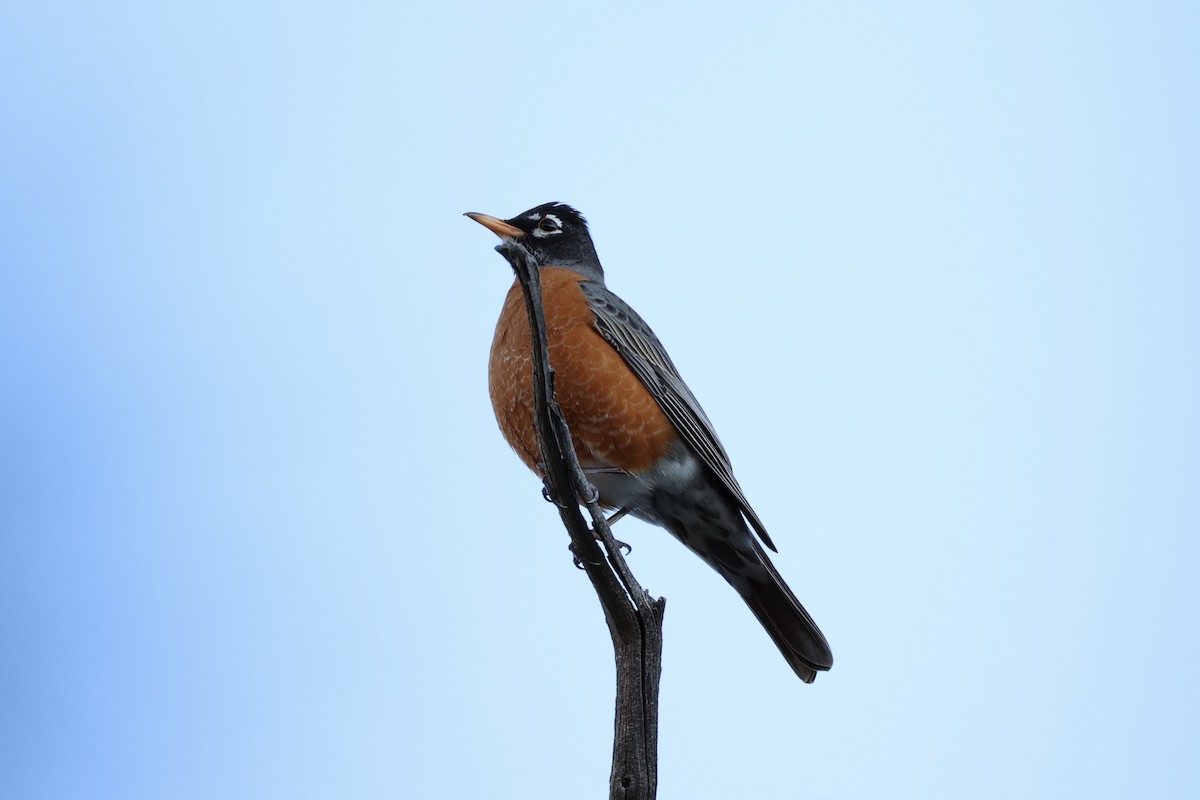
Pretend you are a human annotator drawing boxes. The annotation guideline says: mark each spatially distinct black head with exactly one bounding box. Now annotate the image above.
[465,202,604,283]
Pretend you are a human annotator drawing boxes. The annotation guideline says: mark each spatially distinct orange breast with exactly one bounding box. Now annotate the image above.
[489,268,677,475]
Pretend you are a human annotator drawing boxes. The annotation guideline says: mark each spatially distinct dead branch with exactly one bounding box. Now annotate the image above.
[496,239,665,800]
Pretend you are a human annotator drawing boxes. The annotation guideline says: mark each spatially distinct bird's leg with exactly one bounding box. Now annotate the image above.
[605,506,631,527]
[598,507,633,553]
[590,506,633,555]
[577,466,634,552]
[544,465,634,558]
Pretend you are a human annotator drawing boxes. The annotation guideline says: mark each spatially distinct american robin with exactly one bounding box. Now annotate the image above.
[466,202,833,683]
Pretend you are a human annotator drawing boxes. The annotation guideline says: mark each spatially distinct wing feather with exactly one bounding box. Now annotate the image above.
[580,282,777,552]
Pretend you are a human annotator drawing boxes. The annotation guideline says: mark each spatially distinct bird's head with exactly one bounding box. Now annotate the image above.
[465,202,604,282]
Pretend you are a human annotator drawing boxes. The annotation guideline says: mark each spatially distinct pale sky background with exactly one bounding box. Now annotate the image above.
[2,2,1198,799]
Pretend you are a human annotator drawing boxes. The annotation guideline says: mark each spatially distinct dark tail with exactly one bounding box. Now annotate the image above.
[734,539,833,683]
[662,505,833,682]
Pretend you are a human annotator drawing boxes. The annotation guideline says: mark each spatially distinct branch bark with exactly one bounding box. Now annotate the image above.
[496,240,665,800]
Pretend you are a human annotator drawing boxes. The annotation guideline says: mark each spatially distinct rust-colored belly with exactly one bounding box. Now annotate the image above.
[489,268,677,474]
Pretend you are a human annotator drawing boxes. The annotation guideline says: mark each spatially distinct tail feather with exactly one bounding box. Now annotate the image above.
[735,540,833,683]
[669,515,834,683]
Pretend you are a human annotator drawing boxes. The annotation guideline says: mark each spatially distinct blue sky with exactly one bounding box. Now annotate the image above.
[2,2,1197,798]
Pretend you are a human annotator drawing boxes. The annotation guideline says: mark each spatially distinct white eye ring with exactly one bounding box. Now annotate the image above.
[532,214,562,237]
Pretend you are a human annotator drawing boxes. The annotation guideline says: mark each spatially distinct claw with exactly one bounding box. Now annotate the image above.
[569,541,601,569]
[538,471,570,508]
[590,507,633,555]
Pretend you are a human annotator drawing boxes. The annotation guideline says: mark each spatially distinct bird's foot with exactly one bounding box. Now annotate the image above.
[591,507,632,555]
[569,541,602,570]
[610,538,632,556]
[537,467,570,509]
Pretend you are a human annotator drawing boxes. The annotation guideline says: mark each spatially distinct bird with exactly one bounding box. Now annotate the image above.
[466,202,832,683]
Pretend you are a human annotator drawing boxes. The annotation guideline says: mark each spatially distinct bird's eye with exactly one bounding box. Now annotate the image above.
[538,216,561,233]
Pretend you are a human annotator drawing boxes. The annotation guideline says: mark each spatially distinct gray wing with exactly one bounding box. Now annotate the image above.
[579,281,778,552]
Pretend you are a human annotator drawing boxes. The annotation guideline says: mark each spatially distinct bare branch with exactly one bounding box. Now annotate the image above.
[496,240,665,800]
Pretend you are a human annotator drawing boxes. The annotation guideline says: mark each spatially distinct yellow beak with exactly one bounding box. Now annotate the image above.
[464,212,524,240]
